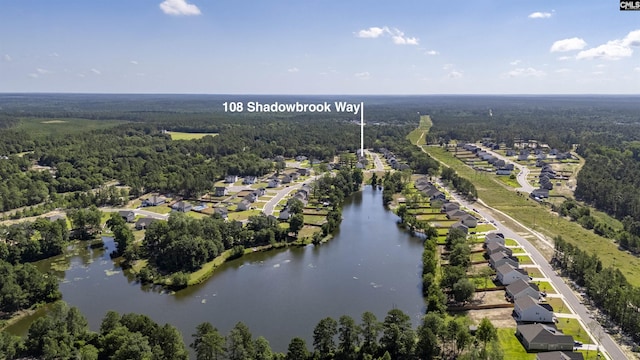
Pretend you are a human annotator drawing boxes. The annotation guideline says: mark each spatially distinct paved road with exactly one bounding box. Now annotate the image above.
[262,177,319,215]
[365,150,385,172]
[444,187,625,360]
[477,145,535,194]
[100,207,169,220]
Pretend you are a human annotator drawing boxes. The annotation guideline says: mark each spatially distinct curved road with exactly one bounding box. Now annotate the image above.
[478,145,535,194]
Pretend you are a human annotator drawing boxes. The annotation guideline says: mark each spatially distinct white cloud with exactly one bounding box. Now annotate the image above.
[90,68,101,75]
[49,52,59,57]
[592,71,605,75]
[448,71,463,79]
[356,27,387,38]
[510,60,522,66]
[3,54,11,62]
[528,11,552,19]
[159,0,201,16]
[355,26,419,45]
[287,67,299,73]
[28,73,38,78]
[557,56,572,61]
[36,68,50,74]
[550,37,587,52]
[354,71,371,80]
[425,50,439,56]
[390,28,419,45]
[506,67,546,77]
[443,64,454,71]
[635,67,640,73]
[576,29,640,60]
[555,68,571,74]
[130,60,139,65]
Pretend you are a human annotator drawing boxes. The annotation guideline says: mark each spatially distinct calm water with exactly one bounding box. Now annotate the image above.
[7,187,425,352]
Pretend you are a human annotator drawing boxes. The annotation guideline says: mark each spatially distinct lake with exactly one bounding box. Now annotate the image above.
[7,186,426,352]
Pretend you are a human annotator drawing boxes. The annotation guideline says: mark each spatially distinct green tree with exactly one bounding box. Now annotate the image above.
[112,331,153,360]
[380,309,415,360]
[227,322,255,360]
[289,213,305,235]
[360,311,380,356]
[254,336,274,360]
[476,317,497,356]
[191,322,226,360]
[337,315,360,359]
[286,337,309,360]
[313,317,338,359]
[452,278,475,304]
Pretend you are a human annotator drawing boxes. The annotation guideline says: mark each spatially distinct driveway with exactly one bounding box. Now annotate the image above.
[478,146,535,194]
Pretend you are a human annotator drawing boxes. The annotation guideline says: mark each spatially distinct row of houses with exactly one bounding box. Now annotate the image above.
[277,185,311,220]
[237,188,267,211]
[380,148,410,171]
[484,233,582,357]
[461,144,514,176]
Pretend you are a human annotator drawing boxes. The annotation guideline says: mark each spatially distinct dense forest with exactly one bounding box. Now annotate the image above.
[0,301,503,360]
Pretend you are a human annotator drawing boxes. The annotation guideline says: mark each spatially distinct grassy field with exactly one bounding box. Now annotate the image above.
[497,328,535,360]
[421,145,640,287]
[523,267,543,278]
[227,209,262,221]
[166,131,218,140]
[556,318,591,344]
[516,255,534,265]
[475,223,497,232]
[16,117,129,137]
[405,115,432,145]
[543,297,571,314]
[142,205,172,214]
[534,281,557,294]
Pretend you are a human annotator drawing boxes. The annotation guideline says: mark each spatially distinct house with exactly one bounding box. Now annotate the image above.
[46,214,66,222]
[489,252,519,269]
[295,155,308,161]
[289,172,299,181]
[255,188,267,197]
[278,208,291,220]
[214,186,228,197]
[243,176,257,185]
[267,179,281,188]
[274,155,285,162]
[172,201,192,213]
[446,209,468,220]
[214,207,229,219]
[506,279,540,302]
[514,295,554,323]
[536,351,584,360]
[484,232,506,247]
[281,174,293,184]
[441,202,460,213]
[486,242,513,257]
[496,263,529,285]
[451,221,469,235]
[244,193,258,203]
[118,210,135,223]
[134,217,156,230]
[516,324,574,351]
[297,168,311,176]
[496,169,512,176]
[460,214,478,228]
[225,175,238,183]
[143,195,166,207]
[506,150,516,156]
[355,162,365,169]
[425,188,446,202]
[237,199,251,211]
[530,189,550,200]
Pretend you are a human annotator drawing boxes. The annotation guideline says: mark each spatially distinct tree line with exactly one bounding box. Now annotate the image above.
[0,301,503,360]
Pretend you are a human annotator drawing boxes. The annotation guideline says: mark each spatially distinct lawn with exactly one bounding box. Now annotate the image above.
[470,276,497,289]
[186,212,207,219]
[227,210,262,221]
[523,267,544,278]
[516,255,534,265]
[166,131,218,140]
[496,175,519,188]
[497,328,535,360]
[298,225,321,239]
[470,252,487,262]
[304,215,326,226]
[476,224,497,232]
[534,281,557,294]
[543,297,572,314]
[511,247,526,254]
[505,238,519,246]
[142,206,172,214]
[556,318,591,344]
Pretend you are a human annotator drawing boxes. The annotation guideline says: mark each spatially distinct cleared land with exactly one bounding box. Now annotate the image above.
[167,131,219,140]
[17,117,129,136]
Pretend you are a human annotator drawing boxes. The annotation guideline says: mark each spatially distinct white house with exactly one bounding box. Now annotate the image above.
[225,175,239,183]
[237,199,251,211]
[506,279,540,301]
[496,263,529,285]
[514,295,554,323]
[486,242,512,257]
[267,179,281,188]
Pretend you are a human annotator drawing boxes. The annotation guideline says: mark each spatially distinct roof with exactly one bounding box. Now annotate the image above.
[118,210,134,217]
[485,232,505,243]
[536,351,584,360]
[486,242,508,253]
[507,279,539,295]
[490,252,511,263]
[447,209,468,218]
[515,295,547,312]
[135,217,156,227]
[517,324,573,346]
[496,263,520,276]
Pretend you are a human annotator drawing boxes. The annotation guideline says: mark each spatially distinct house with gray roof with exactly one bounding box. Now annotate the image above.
[496,263,529,285]
[506,278,540,301]
[514,295,554,323]
[490,252,519,269]
[536,351,584,360]
[516,324,574,351]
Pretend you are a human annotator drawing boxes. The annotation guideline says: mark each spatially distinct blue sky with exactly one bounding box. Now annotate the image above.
[1,0,639,94]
